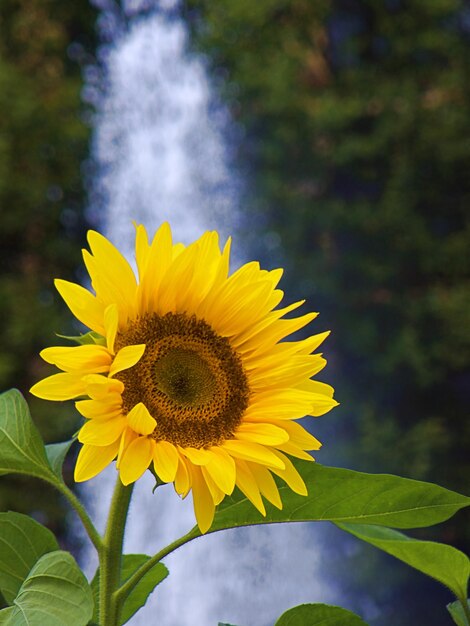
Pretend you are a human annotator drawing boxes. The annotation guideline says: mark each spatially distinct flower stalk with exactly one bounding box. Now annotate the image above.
[460,596,470,625]
[99,477,134,626]
[54,480,103,553]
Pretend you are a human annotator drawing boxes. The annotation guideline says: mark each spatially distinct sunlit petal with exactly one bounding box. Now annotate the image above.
[119,437,154,485]
[126,402,156,435]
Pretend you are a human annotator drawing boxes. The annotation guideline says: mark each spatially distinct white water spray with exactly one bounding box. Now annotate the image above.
[83,4,336,624]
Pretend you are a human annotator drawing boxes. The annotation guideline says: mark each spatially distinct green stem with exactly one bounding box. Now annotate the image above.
[460,595,470,625]
[99,477,134,626]
[53,480,103,552]
[113,526,200,613]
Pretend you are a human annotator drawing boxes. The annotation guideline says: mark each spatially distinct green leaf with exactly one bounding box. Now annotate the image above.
[7,550,93,626]
[120,556,168,625]
[45,440,74,480]
[91,555,168,625]
[0,390,56,483]
[56,331,105,346]
[274,603,369,625]
[0,512,59,604]
[337,523,470,601]
[0,608,14,624]
[211,462,470,532]
[447,599,470,626]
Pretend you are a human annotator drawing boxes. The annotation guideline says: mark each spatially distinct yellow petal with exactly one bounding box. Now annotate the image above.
[243,388,320,421]
[250,332,329,364]
[269,450,308,496]
[172,241,185,258]
[175,232,223,313]
[191,465,215,534]
[84,374,124,400]
[104,304,119,353]
[298,379,335,398]
[180,447,213,466]
[74,440,119,482]
[247,463,282,510]
[233,459,266,516]
[54,279,105,334]
[273,420,322,451]
[134,223,151,281]
[275,441,315,461]
[248,355,327,390]
[116,427,138,469]
[295,331,331,354]
[204,447,236,495]
[309,396,339,417]
[109,344,145,377]
[40,345,112,374]
[235,422,289,446]
[152,440,179,483]
[222,440,285,470]
[75,398,122,420]
[231,300,305,351]
[138,222,173,312]
[126,402,156,436]
[210,236,231,290]
[201,279,274,338]
[201,466,225,505]
[78,416,126,446]
[30,373,86,401]
[238,310,318,354]
[119,436,154,485]
[174,454,191,497]
[215,281,277,338]
[86,230,138,322]
[157,242,201,313]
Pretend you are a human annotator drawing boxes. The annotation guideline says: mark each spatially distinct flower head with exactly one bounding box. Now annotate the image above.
[31,224,337,532]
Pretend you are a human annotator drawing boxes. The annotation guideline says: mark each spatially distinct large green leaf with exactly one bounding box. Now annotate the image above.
[337,523,470,602]
[91,554,168,625]
[274,603,369,625]
[447,599,470,626]
[0,608,14,624]
[0,512,59,604]
[6,551,93,626]
[45,440,74,481]
[211,462,470,532]
[0,390,55,483]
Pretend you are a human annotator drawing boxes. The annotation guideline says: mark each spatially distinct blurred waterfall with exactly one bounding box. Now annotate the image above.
[82,3,336,624]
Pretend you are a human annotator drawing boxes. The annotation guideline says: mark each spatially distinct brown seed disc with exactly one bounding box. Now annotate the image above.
[115,312,250,448]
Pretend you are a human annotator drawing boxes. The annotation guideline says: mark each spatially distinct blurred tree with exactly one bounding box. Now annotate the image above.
[0,0,96,540]
[185,0,470,623]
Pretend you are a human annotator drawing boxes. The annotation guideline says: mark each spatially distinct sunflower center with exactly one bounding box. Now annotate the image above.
[153,348,217,406]
[115,313,250,448]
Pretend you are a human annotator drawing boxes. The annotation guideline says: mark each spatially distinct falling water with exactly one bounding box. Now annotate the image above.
[82,2,337,624]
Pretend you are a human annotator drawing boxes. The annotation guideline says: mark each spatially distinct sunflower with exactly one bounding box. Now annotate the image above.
[31,224,337,532]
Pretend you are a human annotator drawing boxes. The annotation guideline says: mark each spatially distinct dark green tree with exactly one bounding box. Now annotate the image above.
[0,0,96,536]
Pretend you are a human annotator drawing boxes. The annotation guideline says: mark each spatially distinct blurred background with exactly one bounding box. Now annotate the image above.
[0,0,469,624]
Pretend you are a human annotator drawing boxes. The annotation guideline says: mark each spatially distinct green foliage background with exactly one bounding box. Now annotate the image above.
[0,0,96,536]
[0,0,468,624]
